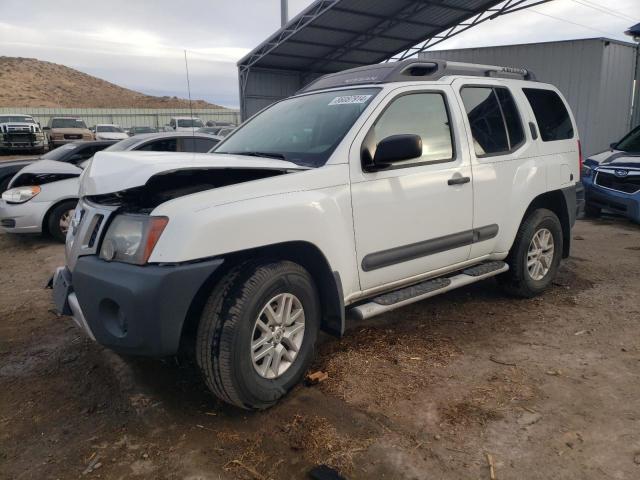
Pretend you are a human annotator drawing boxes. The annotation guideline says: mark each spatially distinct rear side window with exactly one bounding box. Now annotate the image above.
[179,137,219,153]
[138,138,178,152]
[523,88,573,141]
[460,86,524,157]
[363,92,454,167]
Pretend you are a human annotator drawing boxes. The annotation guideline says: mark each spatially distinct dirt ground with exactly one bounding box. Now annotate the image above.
[1,216,639,480]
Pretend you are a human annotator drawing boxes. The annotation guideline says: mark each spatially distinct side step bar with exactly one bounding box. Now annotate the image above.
[350,261,509,320]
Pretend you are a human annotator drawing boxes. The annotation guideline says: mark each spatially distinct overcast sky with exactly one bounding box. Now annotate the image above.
[0,0,638,108]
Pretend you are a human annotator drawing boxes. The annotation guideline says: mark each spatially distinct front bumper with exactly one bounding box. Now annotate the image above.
[0,198,50,233]
[52,256,224,356]
[582,177,640,223]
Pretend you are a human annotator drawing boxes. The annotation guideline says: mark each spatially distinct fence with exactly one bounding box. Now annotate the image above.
[0,107,240,128]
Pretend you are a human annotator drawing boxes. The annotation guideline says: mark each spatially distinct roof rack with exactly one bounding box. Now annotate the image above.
[299,59,536,93]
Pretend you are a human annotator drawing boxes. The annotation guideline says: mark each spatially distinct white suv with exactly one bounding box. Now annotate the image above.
[52,60,582,409]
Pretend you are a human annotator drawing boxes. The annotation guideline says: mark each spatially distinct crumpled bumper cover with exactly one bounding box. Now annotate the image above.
[53,256,224,356]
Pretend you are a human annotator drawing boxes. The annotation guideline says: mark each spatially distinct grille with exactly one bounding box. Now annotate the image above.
[595,170,640,194]
[64,134,83,140]
[5,133,35,143]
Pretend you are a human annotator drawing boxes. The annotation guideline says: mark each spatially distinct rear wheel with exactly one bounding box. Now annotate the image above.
[196,260,320,409]
[500,208,563,298]
[46,200,77,243]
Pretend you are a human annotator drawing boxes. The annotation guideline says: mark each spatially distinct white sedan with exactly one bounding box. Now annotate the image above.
[0,133,222,241]
[93,124,129,141]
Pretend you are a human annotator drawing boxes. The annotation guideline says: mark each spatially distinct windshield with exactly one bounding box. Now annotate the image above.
[41,143,78,160]
[0,116,36,124]
[96,125,124,133]
[177,119,203,128]
[616,126,640,153]
[215,88,379,167]
[133,127,156,133]
[51,118,87,129]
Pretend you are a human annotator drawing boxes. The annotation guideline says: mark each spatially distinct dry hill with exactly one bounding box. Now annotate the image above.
[0,57,224,109]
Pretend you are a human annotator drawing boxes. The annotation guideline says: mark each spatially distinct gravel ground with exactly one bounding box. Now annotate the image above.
[0,217,639,479]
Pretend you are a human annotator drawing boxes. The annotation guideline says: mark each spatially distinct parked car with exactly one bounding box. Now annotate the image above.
[0,114,46,154]
[0,140,117,193]
[51,59,582,409]
[169,116,204,132]
[582,125,640,223]
[45,117,93,149]
[217,127,236,137]
[129,126,158,136]
[94,124,129,141]
[0,133,222,241]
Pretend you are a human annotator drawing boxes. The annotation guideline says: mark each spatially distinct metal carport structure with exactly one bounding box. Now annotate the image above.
[237,0,551,120]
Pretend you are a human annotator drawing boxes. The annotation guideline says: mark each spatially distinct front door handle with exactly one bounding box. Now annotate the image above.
[448,176,471,186]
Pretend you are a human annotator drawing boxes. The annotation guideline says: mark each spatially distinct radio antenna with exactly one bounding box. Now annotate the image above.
[184,50,195,134]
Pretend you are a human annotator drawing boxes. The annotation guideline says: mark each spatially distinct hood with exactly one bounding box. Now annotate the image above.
[80,151,305,196]
[587,149,640,169]
[95,132,128,140]
[15,159,83,176]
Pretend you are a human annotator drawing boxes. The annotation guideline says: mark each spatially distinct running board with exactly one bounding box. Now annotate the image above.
[350,261,508,320]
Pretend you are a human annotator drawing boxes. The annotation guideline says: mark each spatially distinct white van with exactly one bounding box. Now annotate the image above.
[169,117,204,132]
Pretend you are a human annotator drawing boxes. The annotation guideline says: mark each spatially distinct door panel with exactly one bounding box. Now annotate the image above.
[350,86,474,291]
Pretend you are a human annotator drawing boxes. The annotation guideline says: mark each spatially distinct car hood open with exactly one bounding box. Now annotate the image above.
[80,151,306,196]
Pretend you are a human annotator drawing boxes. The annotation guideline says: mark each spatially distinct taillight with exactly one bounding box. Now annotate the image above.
[578,140,583,180]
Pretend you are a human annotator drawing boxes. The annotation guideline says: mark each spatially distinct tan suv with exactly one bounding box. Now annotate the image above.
[44,117,93,149]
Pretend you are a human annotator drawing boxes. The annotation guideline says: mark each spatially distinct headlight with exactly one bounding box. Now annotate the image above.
[581,164,593,178]
[2,186,41,203]
[99,214,168,265]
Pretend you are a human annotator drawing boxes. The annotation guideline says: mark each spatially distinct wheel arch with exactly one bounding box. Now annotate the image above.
[179,240,345,354]
[521,188,574,258]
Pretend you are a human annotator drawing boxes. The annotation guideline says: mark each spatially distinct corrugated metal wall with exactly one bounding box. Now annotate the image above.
[420,38,638,156]
[0,107,240,129]
[241,68,305,120]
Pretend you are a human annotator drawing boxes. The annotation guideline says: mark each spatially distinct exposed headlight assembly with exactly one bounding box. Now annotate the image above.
[581,164,593,178]
[2,186,41,203]
[99,214,168,265]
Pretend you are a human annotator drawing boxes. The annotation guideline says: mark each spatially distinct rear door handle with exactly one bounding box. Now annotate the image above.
[448,176,471,186]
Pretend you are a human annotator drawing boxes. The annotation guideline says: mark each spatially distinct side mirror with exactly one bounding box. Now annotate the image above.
[610,142,618,150]
[371,134,422,169]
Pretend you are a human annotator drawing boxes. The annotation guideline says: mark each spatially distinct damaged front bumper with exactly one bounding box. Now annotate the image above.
[51,256,224,356]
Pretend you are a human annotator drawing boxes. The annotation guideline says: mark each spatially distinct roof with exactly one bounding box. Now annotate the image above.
[238,0,542,74]
[426,36,639,52]
[299,58,536,92]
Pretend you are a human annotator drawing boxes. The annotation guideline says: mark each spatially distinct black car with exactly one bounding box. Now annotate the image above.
[0,140,117,193]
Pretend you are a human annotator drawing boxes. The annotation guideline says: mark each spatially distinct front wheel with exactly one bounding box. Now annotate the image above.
[500,208,563,298]
[196,261,320,410]
[46,200,77,243]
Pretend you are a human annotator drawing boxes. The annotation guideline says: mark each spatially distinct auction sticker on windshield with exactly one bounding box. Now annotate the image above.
[328,95,372,106]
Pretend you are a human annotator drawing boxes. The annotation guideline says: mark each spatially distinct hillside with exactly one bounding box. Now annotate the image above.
[0,57,224,109]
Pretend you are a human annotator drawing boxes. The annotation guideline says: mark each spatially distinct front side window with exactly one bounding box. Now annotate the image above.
[523,88,573,141]
[362,92,454,167]
[215,88,379,167]
[138,138,178,152]
[461,86,524,156]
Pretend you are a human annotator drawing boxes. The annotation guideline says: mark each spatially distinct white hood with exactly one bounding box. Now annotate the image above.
[80,151,305,196]
[15,159,82,176]
[95,132,128,140]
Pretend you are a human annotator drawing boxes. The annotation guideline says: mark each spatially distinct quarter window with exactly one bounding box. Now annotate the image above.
[364,92,454,167]
[460,86,524,156]
[523,88,573,141]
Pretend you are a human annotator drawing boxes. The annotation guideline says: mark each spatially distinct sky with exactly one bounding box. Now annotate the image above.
[0,0,638,108]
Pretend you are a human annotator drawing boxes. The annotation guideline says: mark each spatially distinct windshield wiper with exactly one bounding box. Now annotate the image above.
[228,151,287,160]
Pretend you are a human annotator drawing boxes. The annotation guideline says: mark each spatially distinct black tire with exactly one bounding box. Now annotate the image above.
[196,260,320,410]
[46,200,77,242]
[584,202,601,218]
[500,208,563,298]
